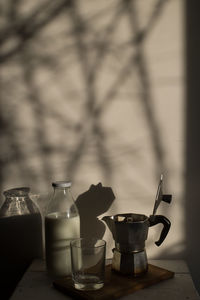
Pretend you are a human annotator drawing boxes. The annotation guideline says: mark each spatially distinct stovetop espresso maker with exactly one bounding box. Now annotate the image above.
[102,175,172,276]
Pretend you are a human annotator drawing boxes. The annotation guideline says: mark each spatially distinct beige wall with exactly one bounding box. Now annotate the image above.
[0,0,184,259]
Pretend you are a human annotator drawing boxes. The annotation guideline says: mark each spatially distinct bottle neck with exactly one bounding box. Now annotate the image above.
[53,186,72,198]
[46,186,79,217]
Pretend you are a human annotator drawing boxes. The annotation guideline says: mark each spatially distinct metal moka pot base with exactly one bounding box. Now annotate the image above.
[112,248,148,276]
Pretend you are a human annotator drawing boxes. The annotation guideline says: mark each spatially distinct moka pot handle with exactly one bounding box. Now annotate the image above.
[149,215,171,246]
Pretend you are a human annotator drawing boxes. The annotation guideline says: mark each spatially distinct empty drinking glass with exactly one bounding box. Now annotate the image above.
[70,238,106,291]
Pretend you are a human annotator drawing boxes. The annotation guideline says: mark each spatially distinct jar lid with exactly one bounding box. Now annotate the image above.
[52,181,71,188]
[3,187,30,197]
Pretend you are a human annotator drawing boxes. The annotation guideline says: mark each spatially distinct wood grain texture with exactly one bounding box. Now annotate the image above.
[53,264,174,300]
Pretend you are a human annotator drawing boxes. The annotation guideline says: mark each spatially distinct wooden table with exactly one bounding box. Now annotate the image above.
[11,259,200,300]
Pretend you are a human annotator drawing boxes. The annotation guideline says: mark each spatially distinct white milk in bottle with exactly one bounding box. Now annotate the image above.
[45,181,80,278]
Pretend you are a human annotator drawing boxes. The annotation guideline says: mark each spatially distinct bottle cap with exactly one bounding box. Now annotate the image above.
[52,181,71,188]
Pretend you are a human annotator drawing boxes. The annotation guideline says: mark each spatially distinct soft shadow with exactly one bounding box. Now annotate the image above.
[76,183,115,239]
[185,0,200,294]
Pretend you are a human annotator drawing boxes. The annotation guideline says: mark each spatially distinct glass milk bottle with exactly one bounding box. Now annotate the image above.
[45,181,80,278]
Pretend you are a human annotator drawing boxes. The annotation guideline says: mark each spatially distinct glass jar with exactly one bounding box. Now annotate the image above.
[45,181,80,278]
[0,187,40,217]
[0,187,43,298]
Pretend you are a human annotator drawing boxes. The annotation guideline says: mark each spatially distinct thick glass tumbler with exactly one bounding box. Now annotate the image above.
[70,238,106,291]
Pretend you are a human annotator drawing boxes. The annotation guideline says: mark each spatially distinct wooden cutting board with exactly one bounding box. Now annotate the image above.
[53,264,174,300]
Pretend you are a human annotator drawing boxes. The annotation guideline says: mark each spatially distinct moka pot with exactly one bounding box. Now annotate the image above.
[102,213,171,276]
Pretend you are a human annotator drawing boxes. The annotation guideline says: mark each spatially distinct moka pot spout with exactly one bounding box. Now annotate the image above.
[101,215,116,239]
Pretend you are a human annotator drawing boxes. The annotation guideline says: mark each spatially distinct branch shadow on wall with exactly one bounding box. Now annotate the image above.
[0,0,183,297]
[0,0,170,191]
